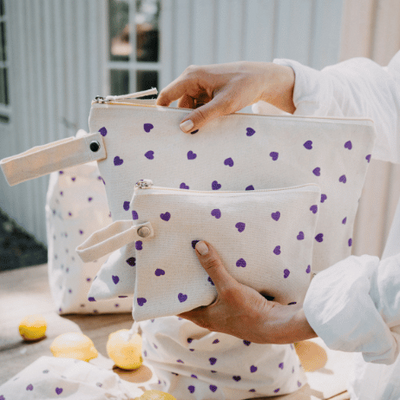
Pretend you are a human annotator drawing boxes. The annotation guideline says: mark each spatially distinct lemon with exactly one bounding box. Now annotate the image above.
[106,329,143,370]
[136,390,177,400]
[50,332,98,362]
[19,314,47,341]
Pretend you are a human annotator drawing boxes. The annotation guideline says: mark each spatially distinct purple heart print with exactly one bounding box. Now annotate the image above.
[55,388,63,395]
[321,194,327,203]
[160,212,171,221]
[235,222,245,232]
[188,386,195,393]
[132,210,139,220]
[187,151,197,160]
[178,293,188,302]
[303,140,313,150]
[283,269,290,278]
[144,123,154,132]
[339,174,347,183]
[211,209,221,219]
[279,362,284,369]
[306,265,311,273]
[315,233,324,242]
[113,156,124,166]
[145,150,154,159]
[99,127,107,136]
[209,357,217,365]
[210,385,217,393]
[126,257,136,266]
[123,201,130,211]
[137,297,147,306]
[246,127,255,136]
[310,205,318,214]
[269,152,279,161]
[297,231,304,240]
[224,157,234,167]
[313,167,321,176]
[236,258,247,268]
[342,217,347,224]
[344,140,352,149]
[212,181,222,190]
[155,269,165,276]
[112,275,119,284]
[273,246,281,255]
[180,182,189,189]
[271,211,281,221]
[26,384,33,391]
[233,376,241,381]
[366,154,371,163]
[250,365,257,373]
[135,241,143,250]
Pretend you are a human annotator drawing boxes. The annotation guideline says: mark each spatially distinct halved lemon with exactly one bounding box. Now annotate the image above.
[106,329,143,370]
[50,332,98,362]
[19,314,47,341]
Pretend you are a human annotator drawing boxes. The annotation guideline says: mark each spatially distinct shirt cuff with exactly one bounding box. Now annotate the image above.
[303,255,399,364]
[273,58,330,117]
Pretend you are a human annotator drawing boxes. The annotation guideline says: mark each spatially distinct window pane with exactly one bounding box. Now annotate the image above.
[109,0,130,61]
[110,69,129,95]
[136,70,158,94]
[0,22,6,61]
[136,0,160,62]
[0,67,8,105]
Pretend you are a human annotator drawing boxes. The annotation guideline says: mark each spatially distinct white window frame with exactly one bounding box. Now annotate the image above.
[107,0,161,95]
[0,0,10,121]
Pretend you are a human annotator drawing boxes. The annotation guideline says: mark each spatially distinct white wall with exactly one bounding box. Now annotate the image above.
[341,0,400,257]
[0,0,108,243]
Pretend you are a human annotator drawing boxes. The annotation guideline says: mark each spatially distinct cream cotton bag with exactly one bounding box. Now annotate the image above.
[77,180,321,321]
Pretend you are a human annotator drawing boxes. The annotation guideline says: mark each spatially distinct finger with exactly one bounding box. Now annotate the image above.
[179,91,234,133]
[177,94,195,109]
[156,76,199,107]
[195,241,238,293]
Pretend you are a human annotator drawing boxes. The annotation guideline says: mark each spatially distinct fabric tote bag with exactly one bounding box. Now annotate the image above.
[45,144,133,314]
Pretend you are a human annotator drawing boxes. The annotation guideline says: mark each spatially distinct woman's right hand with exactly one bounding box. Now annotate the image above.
[156,61,295,133]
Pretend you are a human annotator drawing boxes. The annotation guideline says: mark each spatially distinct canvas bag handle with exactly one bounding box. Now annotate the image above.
[0,132,107,186]
[76,220,154,263]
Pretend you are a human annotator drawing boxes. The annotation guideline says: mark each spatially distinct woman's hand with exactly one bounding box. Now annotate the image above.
[156,62,295,133]
[179,241,316,344]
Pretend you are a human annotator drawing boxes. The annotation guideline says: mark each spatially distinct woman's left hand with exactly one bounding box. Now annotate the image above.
[179,241,317,344]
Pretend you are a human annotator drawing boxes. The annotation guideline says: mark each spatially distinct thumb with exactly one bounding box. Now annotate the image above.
[179,94,232,133]
[194,241,238,292]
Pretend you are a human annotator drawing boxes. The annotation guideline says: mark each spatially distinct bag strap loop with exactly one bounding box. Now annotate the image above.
[0,132,107,186]
[76,220,153,263]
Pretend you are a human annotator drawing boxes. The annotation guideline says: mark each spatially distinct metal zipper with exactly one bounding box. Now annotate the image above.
[93,88,158,104]
[134,179,319,195]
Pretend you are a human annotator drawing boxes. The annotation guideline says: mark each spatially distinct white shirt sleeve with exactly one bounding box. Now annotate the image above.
[303,254,400,365]
[273,53,400,164]
[268,53,400,365]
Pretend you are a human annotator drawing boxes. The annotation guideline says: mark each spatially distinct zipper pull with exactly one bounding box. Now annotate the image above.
[135,179,153,189]
[93,88,158,104]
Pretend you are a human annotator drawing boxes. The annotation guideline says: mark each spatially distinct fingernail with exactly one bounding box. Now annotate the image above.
[196,241,209,256]
[180,119,194,133]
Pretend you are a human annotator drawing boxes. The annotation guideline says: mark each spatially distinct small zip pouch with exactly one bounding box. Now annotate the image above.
[77,180,321,321]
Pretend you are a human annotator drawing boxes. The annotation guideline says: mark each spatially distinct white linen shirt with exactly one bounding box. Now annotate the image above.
[271,52,400,399]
